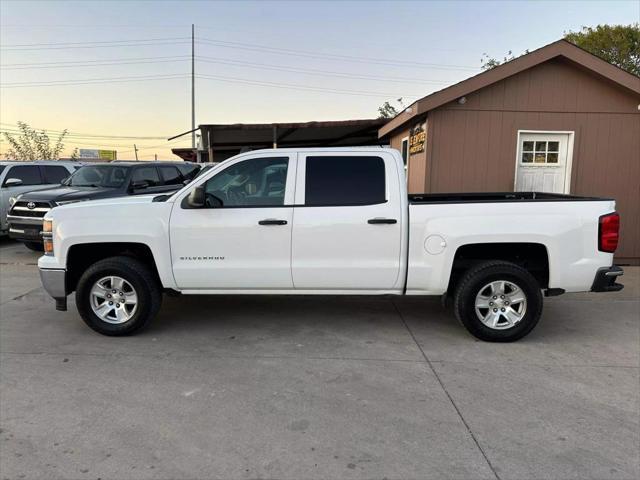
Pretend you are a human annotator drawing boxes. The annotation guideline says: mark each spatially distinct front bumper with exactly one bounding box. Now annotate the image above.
[591,265,624,292]
[39,268,68,311]
[7,216,44,243]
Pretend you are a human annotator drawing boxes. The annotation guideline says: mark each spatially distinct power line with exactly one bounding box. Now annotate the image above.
[0,123,174,140]
[1,36,189,47]
[1,70,418,97]
[0,73,189,88]
[196,37,479,71]
[196,73,416,98]
[0,130,191,150]
[1,56,190,70]
[0,54,455,85]
[1,39,191,51]
[196,55,453,85]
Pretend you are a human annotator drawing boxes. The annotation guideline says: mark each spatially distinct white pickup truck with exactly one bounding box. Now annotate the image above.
[38,147,623,341]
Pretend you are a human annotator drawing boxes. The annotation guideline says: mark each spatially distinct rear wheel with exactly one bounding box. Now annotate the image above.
[76,256,161,336]
[23,241,44,252]
[453,261,543,342]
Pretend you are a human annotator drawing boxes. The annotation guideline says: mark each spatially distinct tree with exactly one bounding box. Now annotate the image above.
[377,98,406,119]
[565,24,639,76]
[481,50,528,70]
[480,24,639,76]
[2,121,71,160]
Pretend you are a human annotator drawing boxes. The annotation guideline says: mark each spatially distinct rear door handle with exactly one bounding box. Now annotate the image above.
[258,219,288,225]
[367,218,397,225]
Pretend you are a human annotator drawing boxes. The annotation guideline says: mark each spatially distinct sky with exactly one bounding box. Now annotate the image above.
[0,0,637,160]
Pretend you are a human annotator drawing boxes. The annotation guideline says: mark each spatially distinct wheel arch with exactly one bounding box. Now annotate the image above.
[447,242,550,294]
[66,242,161,293]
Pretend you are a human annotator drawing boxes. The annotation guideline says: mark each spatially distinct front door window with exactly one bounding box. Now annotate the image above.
[204,157,288,207]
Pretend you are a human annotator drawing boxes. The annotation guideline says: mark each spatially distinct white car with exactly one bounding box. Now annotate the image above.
[37,148,623,341]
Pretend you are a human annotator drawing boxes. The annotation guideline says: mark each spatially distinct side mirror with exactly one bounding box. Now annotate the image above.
[130,180,149,191]
[186,185,205,208]
[3,178,23,188]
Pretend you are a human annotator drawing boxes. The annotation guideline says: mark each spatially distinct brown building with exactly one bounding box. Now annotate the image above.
[380,40,640,264]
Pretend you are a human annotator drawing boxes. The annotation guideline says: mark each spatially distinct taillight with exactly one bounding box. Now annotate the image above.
[598,212,620,253]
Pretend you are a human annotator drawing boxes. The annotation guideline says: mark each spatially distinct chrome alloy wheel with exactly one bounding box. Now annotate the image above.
[474,280,527,330]
[90,276,138,324]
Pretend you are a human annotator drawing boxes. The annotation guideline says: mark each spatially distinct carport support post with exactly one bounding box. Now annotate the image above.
[273,125,278,148]
[207,130,213,163]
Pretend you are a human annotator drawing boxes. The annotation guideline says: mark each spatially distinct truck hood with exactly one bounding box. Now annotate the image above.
[54,193,158,210]
[17,186,123,203]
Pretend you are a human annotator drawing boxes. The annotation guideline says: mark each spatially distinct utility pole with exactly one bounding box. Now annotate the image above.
[154,154,157,161]
[134,144,139,161]
[191,23,195,149]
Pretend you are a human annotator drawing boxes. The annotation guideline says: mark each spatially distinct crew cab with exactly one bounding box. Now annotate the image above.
[8,161,199,249]
[37,148,623,342]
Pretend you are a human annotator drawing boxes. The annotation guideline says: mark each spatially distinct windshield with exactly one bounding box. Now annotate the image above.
[67,165,130,188]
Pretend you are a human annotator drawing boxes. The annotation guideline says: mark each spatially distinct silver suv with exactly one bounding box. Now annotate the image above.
[0,161,82,244]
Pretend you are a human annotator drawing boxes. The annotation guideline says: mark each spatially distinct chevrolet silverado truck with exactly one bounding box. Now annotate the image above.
[37,148,623,342]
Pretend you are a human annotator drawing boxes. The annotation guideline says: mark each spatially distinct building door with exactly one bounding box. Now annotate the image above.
[515,132,572,193]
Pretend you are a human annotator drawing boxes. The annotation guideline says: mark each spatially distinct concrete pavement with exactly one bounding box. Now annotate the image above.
[0,238,638,480]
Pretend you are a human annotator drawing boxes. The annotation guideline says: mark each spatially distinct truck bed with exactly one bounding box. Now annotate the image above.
[408,191,612,204]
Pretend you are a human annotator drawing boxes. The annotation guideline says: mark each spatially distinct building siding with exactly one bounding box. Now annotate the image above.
[393,58,640,262]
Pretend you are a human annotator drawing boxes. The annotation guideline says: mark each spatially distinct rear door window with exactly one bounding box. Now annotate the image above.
[43,165,71,184]
[131,167,161,187]
[159,166,183,186]
[305,156,386,206]
[3,165,42,186]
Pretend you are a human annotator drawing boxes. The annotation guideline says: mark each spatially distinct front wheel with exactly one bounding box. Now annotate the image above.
[453,261,543,342]
[76,256,162,336]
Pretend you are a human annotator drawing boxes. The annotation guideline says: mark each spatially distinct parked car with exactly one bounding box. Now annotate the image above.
[0,161,82,243]
[37,148,623,341]
[8,161,199,250]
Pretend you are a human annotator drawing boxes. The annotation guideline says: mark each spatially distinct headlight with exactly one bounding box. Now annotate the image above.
[8,195,20,207]
[42,219,54,255]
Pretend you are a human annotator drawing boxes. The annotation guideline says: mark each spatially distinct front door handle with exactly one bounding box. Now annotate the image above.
[368,218,397,225]
[258,219,288,226]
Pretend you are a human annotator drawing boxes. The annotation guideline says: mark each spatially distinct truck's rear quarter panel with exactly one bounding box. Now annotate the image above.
[407,199,616,294]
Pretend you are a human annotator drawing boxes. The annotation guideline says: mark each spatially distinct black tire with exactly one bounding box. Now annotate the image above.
[453,261,543,342]
[75,256,162,336]
[23,241,44,252]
